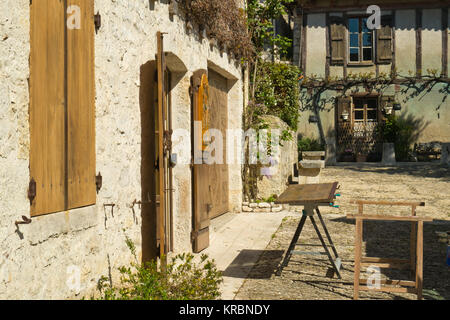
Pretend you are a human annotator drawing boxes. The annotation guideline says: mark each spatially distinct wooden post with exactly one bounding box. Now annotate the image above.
[416,220,424,300]
[410,205,417,277]
[354,218,363,300]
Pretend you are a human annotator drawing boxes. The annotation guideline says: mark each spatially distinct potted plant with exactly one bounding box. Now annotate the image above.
[340,148,355,162]
[380,115,398,164]
[356,153,368,162]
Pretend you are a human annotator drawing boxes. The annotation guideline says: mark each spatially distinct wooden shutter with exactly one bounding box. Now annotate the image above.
[191,70,212,253]
[30,0,95,216]
[67,0,96,209]
[30,0,66,216]
[330,16,346,65]
[377,16,393,64]
[156,32,167,258]
[336,97,352,124]
[379,95,395,121]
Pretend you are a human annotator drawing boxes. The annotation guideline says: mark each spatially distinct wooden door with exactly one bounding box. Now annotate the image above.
[191,70,212,253]
[30,0,66,216]
[207,70,229,219]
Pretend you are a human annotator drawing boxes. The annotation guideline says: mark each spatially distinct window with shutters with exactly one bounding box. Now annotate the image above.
[348,17,374,63]
[30,0,96,217]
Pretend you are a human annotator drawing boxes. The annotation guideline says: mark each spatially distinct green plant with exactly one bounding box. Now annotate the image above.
[253,62,301,131]
[242,0,297,202]
[177,0,254,60]
[96,239,223,300]
[379,115,415,161]
[298,137,324,153]
[264,194,277,203]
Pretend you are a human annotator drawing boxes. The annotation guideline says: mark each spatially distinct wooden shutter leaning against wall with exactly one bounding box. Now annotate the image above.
[30,0,66,216]
[379,95,395,121]
[336,96,352,125]
[330,16,346,66]
[377,16,393,64]
[67,0,96,210]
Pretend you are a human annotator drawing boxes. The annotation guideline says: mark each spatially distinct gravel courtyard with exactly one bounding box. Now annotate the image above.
[234,164,450,300]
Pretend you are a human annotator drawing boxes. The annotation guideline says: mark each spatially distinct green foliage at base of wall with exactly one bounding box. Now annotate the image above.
[95,239,223,300]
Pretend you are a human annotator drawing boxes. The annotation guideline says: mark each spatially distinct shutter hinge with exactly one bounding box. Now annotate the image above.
[28,178,36,205]
[94,11,101,33]
[96,172,102,193]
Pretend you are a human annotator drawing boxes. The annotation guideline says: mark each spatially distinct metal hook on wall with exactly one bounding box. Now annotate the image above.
[15,216,32,226]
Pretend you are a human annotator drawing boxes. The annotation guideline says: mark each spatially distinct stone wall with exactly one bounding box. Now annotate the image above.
[257,116,298,200]
[0,0,243,299]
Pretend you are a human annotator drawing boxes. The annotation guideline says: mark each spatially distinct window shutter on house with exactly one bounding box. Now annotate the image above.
[330,16,346,65]
[67,0,96,210]
[376,16,393,64]
[379,95,395,120]
[336,97,352,124]
[30,0,66,216]
[30,0,96,216]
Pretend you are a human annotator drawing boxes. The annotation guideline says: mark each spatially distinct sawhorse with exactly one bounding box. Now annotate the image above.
[276,204,342,279]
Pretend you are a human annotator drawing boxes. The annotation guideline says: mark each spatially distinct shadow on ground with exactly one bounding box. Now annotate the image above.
[331,216,450,300]
[223,250,284,279]
[235,215,450,300]
[335,164,450,181]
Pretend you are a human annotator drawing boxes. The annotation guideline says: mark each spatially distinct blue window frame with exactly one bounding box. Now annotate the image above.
[348,17,374,63]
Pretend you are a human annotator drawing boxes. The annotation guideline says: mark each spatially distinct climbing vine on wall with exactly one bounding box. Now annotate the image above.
[253,61,300,131]
[175,0,254,60]
[299,70,450,146]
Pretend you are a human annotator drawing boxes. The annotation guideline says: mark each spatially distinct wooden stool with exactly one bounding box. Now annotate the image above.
[347,200,433,300]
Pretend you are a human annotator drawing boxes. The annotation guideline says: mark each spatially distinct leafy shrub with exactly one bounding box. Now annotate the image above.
[96,239,223,300]
[254,62,301,131]
[298,137,324,154]
[379,115,415,161]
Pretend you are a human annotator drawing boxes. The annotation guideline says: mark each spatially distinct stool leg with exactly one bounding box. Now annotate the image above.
[354,218,363,300]
[410,222,417,278]
[416,221,424,300]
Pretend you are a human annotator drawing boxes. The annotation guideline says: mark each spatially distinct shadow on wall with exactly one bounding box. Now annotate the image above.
[139,60,158,263]
[389,112,430,161]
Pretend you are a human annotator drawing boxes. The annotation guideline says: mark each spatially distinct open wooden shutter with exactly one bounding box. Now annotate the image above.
[30,0,96,216]
[30,0,66,216]
[67,0,96,209]
[336,97,352,124]
[330,16,346,65]
[191,70,212,253]
[379,95,395,121]
[376,16,393,64]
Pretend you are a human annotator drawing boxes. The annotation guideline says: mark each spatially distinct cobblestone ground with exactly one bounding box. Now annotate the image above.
[235,165,450,300]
